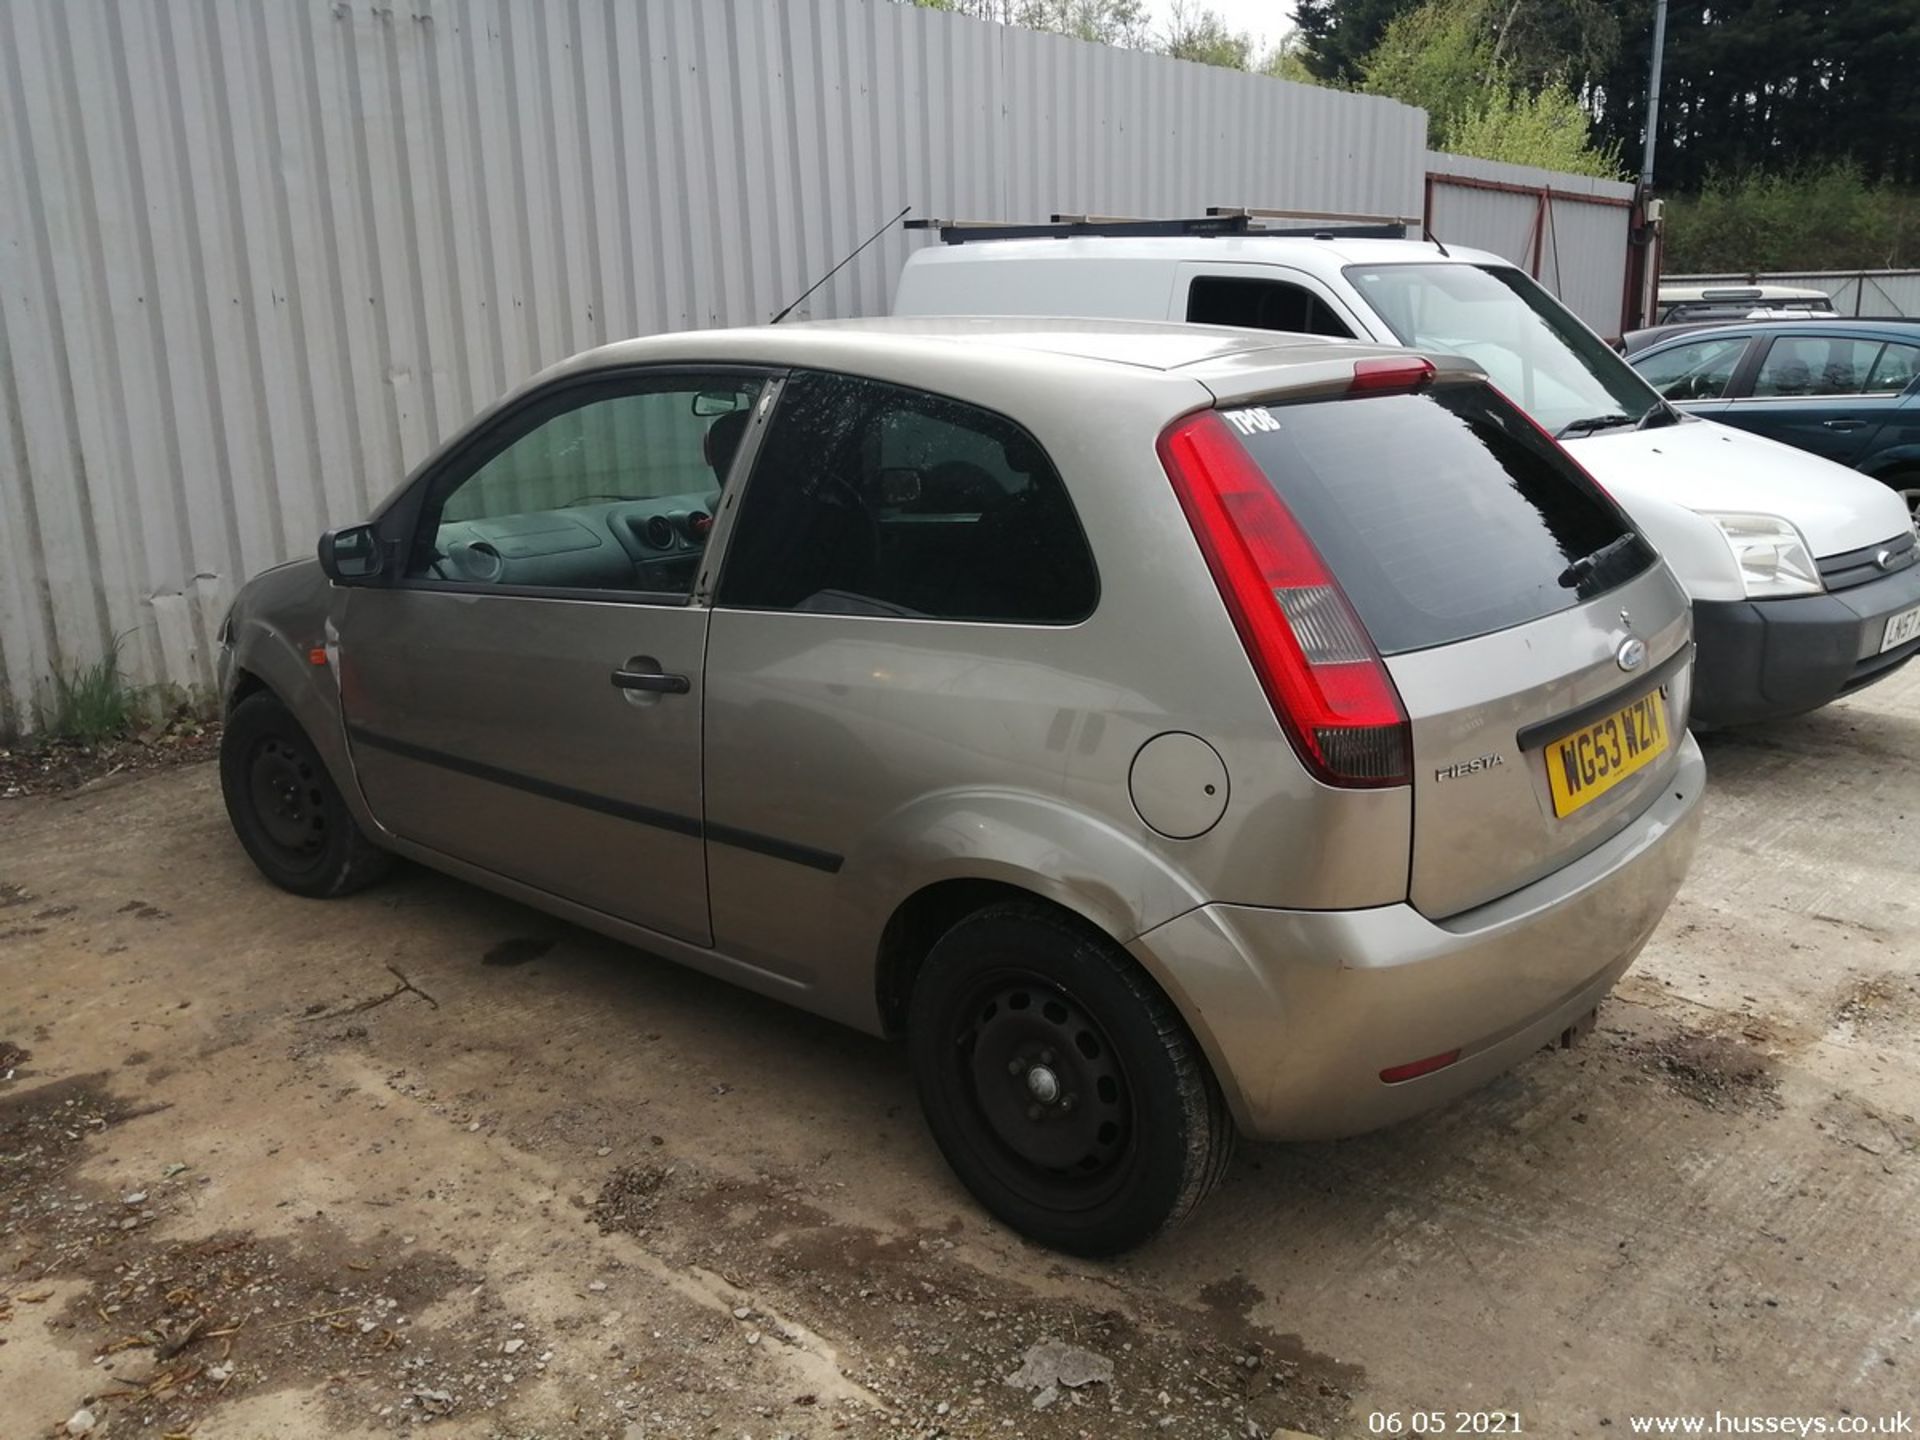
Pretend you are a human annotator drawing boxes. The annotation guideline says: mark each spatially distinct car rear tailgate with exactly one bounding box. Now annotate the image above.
[1386,562,1693,918]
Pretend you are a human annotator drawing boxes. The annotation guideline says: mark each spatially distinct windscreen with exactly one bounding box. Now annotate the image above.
[1345,263,1664,436]
[1222,383,1655,655]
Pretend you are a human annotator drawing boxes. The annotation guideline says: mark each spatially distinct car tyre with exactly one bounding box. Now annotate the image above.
[907,901,1234,1255]
[220,690,392,898]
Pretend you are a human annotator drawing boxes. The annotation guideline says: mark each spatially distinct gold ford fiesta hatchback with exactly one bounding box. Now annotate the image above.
[218,318,1704,1253]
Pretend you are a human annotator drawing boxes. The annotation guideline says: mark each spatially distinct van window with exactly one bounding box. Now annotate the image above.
[717,372,1097,623]
[1346,263,1662,436]
[1187,277,1354,338]
[1221,383,1654,654]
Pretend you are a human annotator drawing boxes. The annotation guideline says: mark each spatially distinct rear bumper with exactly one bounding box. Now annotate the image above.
[1131,733,1705,1142]
[1692,563,1920,726]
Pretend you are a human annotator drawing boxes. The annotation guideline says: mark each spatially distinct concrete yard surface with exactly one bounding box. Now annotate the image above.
[1,666,1916,1438]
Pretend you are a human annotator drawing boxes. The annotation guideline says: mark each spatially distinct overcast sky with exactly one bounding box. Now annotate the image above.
[1144,0,1298,53]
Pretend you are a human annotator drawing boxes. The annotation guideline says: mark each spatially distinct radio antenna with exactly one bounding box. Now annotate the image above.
[769,203,912,324]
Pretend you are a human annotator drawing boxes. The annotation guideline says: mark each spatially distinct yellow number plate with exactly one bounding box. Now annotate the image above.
[1545,690,1669,818]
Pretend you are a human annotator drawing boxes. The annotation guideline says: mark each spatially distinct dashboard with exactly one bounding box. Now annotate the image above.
[427,490,718,594]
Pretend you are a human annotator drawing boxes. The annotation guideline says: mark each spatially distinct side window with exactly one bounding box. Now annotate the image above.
[1752,337,1884,398]
[1634,335,1750,401]
[1187,276,1355,338]
[410,374,763,595]
[1865,342,1920,395]
[716,372,1097,623]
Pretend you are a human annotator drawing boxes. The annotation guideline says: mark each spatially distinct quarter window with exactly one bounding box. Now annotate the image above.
[717,372,1097,623]
[1634,335,1750,401]
[1865,341,1920,394]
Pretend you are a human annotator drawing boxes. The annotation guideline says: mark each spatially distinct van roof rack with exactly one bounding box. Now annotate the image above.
[905,210,1413,245]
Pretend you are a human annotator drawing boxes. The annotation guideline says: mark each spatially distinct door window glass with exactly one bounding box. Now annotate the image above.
[1187,276,1354,338]
[410,376,763,595]
[1865,342,1920,394]
[1633,335,1750,401]
[716,372,1097,623]
[1752,337,1884,397]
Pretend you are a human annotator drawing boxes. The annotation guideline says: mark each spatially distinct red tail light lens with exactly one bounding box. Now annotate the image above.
[1158,411,1411,788]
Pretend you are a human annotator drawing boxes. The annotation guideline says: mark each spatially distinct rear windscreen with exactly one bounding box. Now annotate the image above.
[1223,384,1655,655]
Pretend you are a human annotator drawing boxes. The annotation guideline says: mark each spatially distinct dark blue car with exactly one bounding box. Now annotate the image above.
[1630,319,1920,520]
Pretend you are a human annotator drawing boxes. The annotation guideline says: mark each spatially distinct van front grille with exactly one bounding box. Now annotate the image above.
[1819,532,1917,592]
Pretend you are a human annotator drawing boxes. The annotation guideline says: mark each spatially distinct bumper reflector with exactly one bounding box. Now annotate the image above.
[1379,1050,1461,1085]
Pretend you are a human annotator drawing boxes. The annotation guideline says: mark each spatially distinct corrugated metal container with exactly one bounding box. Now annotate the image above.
[0,0,1439,733]
[1662,270,1920,319]
[1424,151,1635,338]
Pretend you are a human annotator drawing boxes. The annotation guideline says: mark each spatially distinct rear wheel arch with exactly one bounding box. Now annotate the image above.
[877,878,1101,1037]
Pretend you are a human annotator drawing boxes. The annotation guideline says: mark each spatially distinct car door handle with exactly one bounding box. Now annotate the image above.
[610,668,690,695]
[1823,418,1866,430]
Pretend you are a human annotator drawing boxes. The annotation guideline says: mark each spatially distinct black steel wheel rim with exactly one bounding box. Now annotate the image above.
[247,734,328,863]
[947,967,1136,1210]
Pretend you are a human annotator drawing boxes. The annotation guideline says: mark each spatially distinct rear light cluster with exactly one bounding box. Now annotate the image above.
[1348,356,1435,393]
[1158,409,1412,789]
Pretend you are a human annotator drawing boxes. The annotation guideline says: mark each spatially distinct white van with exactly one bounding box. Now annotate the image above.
[894,227,1920,725]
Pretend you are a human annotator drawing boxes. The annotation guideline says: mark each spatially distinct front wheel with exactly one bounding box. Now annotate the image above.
[907,902,1234,1255]
[220,691,392,898]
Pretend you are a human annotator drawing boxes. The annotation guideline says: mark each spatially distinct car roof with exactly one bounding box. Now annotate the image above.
[1657,283,1832,302]
[545,314,1425,384]
[900,233,1511,272]
[1636,317,1920,352]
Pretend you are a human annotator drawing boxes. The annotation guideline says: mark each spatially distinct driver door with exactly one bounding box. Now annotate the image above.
[337,367,772,946]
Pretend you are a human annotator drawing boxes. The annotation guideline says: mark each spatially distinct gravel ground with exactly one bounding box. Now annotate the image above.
[1,665,1915,1438]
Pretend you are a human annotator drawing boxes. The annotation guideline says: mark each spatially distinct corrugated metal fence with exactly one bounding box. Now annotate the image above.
[1,0,1459,734]
[1662,270,1920,319]
[1424,151,1636,338]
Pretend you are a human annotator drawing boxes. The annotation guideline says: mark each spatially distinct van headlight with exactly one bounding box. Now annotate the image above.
[1704,512,1822,598]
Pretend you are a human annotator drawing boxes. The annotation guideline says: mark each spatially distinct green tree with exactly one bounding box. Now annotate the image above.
[1162,2,1257,69]
[1356,0,1620,175]
[1259,31,1323,84]
[900,0,1152,47]
[1663,164,1920,273]
[1292,0,1422,83]
[1448,85,1623,178]
[1585,0,1919,190]
[1359,0,1492,124]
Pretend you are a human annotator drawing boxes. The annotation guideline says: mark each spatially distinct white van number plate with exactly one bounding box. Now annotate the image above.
[1882,604,1920,654]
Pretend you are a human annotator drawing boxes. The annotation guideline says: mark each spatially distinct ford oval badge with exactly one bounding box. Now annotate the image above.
[1617,636,1648,673]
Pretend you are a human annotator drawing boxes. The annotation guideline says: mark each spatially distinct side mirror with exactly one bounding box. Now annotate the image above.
[318,524,383,583]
